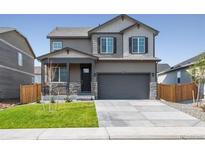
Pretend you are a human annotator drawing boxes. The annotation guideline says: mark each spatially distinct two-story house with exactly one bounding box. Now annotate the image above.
[38,14,160,100]
[0,27,35,101]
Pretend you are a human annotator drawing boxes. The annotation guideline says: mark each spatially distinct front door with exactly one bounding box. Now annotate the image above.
[81,64,91,92]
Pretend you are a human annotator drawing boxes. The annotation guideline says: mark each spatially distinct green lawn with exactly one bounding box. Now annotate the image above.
[0,102,98,129]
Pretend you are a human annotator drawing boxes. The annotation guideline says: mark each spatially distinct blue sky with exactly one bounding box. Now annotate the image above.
[0,14,204,66]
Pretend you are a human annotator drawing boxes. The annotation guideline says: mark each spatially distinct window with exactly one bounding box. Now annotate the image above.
[100,37,114,54]
[18,52,23,66]
[52,42,63,51]
[177,71,181,84]
[32,77,34,83]
[132,37,145,53]
[51,67,67,82]
[83,68,90,73]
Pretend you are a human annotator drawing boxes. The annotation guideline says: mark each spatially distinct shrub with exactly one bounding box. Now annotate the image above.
[36,97,41,104]
[200,104,205,112]
[64,96,72,103]
[50,97,56,104]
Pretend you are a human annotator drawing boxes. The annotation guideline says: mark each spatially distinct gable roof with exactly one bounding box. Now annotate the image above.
[47,27,92,38]
[157,63,170,73]
[47,15,159,39]
[37,47,98,60]
[0,27,36,58]
[0,27,16,34]
[88,14,159,35]
[158,52,205,75]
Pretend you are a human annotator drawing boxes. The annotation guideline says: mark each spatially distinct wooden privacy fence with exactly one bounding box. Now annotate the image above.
[20,84,41,104]
[157,83,197,102]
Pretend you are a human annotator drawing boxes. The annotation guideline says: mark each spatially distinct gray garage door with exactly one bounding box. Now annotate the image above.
[98,74,150,99]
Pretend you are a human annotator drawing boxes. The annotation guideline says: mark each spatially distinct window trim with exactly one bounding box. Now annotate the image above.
[51,66,67,83]
[131,36,146,54]
[52,41,63,51]
[18,52,23,66]
[100,37,114,54]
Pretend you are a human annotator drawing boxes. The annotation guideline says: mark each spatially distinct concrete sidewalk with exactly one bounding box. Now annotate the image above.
[1,127,205,140]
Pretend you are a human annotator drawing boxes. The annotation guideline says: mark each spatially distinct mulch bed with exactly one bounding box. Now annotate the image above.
[0,100,19,109]
[0,103,16,109]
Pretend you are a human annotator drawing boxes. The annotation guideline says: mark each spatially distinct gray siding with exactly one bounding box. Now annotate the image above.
[70,64,80,82]
[0,67,32,100]
[0,39,34,100]
[0,41,34,74]
[50,38,92,53]
[158,67,192,84]
[91,34,123,58]
[0,31,33,57]
[95,61,156,82]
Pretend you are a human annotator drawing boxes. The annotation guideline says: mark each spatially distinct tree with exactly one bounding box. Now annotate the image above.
[45,56,59,112]
[188,55,205,106]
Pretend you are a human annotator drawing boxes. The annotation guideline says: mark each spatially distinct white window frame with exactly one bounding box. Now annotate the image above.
[52,41,63,51]
[51,67,67,83]
[18,52,23,66]
[132,37,145,54]
[100,37,114,54]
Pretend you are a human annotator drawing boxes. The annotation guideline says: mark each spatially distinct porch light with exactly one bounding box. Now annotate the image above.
[151,73,155,77]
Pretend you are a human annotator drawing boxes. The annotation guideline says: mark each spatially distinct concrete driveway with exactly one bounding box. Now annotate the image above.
[95,100,205,127]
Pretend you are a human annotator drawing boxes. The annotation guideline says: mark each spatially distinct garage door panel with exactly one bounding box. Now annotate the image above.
[98,74,149,99]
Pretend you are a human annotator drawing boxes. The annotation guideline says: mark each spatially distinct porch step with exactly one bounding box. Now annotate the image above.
[42,95,94,101]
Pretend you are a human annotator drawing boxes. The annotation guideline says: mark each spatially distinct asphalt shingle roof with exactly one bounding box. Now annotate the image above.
[0,27,16,34]
[47,27,93,38]
[158,52,205,74]
[157,63,170,73]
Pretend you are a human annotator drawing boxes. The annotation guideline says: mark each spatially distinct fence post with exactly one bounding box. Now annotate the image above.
[20,84,22,103]
[172,84,177,102]
[157,84,160,99]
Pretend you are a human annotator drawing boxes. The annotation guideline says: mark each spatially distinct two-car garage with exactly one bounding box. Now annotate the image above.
[97,73,150,99]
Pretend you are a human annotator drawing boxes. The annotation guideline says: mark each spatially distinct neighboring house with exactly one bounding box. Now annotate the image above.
[157,63,170,73]
[158,52,205,84]
[38,14,160,99]
[0,27,35,100]
[34,66,41,83]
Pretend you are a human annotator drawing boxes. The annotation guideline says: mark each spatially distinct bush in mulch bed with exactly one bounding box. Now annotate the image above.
[0,103,16,109]
[0,103,14,109]
[0,99,18,109]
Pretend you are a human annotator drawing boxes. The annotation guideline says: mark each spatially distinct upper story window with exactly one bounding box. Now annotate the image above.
[100,37,114,54]
[132,37,145,53]
[52,41,63,51]
[18,52,23,66]
[129,36,148,54]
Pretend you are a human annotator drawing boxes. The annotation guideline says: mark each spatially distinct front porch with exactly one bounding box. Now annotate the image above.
[41,58,98,100]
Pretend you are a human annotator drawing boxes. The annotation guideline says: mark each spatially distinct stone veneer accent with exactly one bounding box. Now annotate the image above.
[69,82,81,95]
[149,82,157,99]
[48,83,67,95]
[91,81,98,99]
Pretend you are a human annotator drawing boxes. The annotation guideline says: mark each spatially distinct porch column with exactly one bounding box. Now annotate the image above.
[41,62,45,84]
[41,62,45,95]
[91,61,97,99]
[91,61,96,82]
[67,63,70,95]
